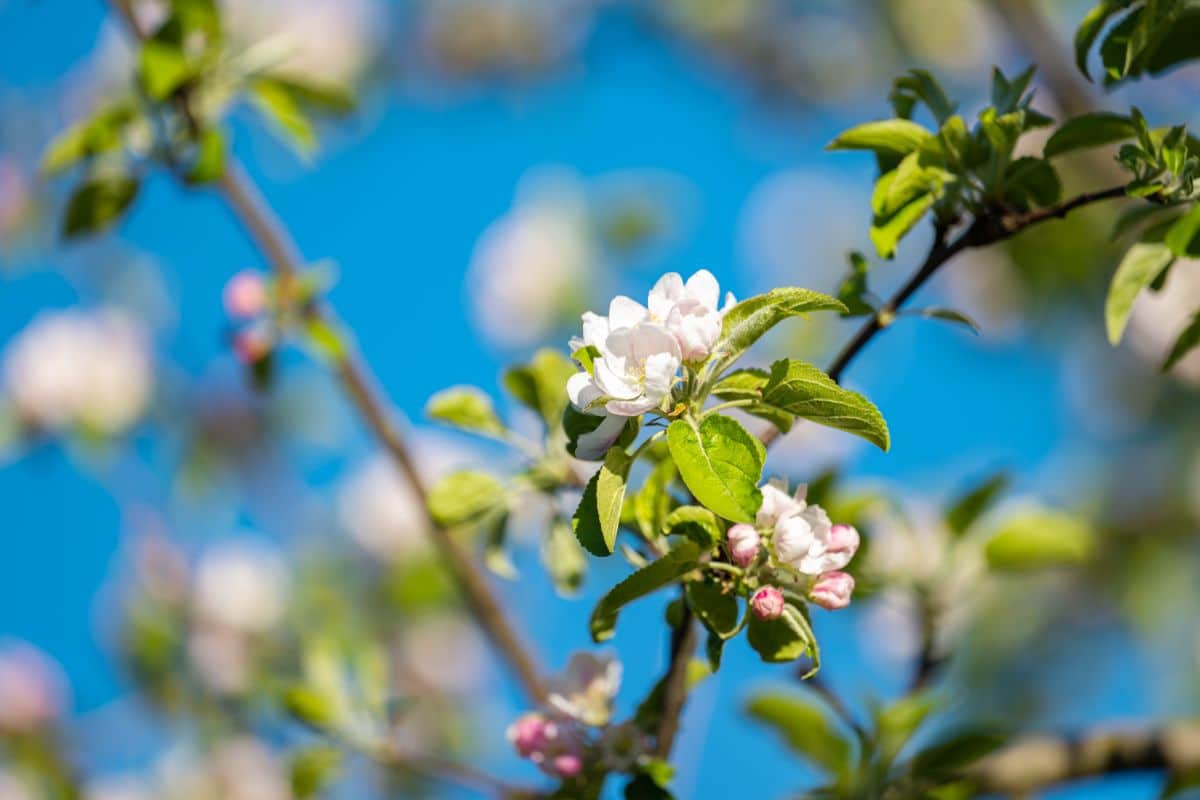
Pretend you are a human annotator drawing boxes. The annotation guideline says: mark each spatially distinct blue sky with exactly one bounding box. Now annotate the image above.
[0,3,1167,797]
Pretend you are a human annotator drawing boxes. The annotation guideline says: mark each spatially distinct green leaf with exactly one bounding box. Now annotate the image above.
[426,470,505,527]
[1004,157,1063,208]
[250,78,316,156]
[139,40,192,100]
[543,517,587,596]
[281,685,338,730]
[944,473,1009,536]
[747,603,814,664]
[290,745,343,798]
[572,449,631,557]
[828,119,935,158]
[912,307,981,335]
[62,173,140,238]
[746,692,853,777]
[41,102,138,175]
[186,127,225,184]
[1076,1,1134,80]
[1044,112,1135,157]
[634,457,677,541]
[871,191,934,259]
[664,505,723,549]
[624,775,674,800]
[267,74,356,116]
[1106,242,1175,344]
[876,691,939,762]
[910,728,1008,778]
[590,542,701,642]
[893,69,956,125]
[1164,203,1200,256]
[1164,310,1200,371]
[684,581,740,639]
[717,288,845,367]
[984,509,1095,571]
[426,386,506,436]
[667,416,764,524]
[483,511,516,580]
[758,359,890,450]
[837,251,874,317]
[504,348,577,429]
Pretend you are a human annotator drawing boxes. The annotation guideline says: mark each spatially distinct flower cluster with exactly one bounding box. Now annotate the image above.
[2,309,151,437]
[566,269,734,459]
[732,480,860,616]
[222,271,275,365]
[506,652,645,781]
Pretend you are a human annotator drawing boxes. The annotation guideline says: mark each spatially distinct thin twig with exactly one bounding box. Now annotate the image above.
[104,0,549,705]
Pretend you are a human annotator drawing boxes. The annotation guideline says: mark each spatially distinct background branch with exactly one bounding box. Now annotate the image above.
[107,0,549,705]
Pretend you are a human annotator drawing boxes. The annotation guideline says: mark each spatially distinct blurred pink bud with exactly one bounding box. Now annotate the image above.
[551,753,583,778]
[223,271,268,319]
[750,586,785,621]
[0,642,66,734]
[810,571,855,611]
[726,523,760,567]
[233,324,273,364]
[507,713,551,758]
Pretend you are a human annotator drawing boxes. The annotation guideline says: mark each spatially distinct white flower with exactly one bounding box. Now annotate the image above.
[546,651,621,726]
[337,455,430,561]
[0,641,66,734]
[759,479,853,575]
[2,309,151,436]
[398,614,489,695]
[647,269,735,362]
[192,542,288,636]
[471,174,592,348]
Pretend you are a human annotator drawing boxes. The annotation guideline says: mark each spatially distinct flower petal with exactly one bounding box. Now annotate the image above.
[685,269,720,310]
[608,296,648,330]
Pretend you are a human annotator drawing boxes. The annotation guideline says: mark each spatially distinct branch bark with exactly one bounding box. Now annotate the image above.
[653,602,699,759]
[106,0,549,705]
[969,721,1200,794]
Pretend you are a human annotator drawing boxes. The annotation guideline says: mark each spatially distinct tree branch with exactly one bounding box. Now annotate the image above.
[969,721,1200,794]
[653,601,699,759]
[105,0,548,705]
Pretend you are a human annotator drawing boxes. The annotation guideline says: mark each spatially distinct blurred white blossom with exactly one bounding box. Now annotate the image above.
[397,613,489,694]
[0,641,67,734]
[545,651,620,726]
[3,309,152,436]
[0,772,37,800]
[337,454,430,561]
[191,541,288,635]
[469,172,593,348]
[419,0,591,76]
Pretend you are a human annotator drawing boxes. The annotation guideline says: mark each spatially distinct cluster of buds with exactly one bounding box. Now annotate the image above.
[222,270,275,366]
[727,479,860,619]
[506,652,645,782]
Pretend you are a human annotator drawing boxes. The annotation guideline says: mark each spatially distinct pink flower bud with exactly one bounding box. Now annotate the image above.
[506,713,551,758]
[551,753,583,779]
[809,571,855,611]
[726,523,760,567]
[223,271,268,319]
[233,324,273,365]
[750,586,785,620]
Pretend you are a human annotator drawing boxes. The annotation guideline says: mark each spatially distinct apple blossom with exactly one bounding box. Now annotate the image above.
[0,641,67,734]
[192,542,288,636]
[337,454,430,561]
[726,523,760,567]
[757,478,856,576]
[222,271,269,319]
[646,269,735,362]
[2,309,151,436]
[505,712,587,780]
[810,571,855,610]
[546,651,621,726]
[750,586,785,620]
[756,479,806,529]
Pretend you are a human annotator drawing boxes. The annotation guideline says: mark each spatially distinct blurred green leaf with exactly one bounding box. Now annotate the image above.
[1164,203,1200,256]
[912,307,981,335]
[42,102,138,175]
[426,386,506,437]
[944,473,1009,536]
[746,691,853,777]
[250,78,316,156]
[985,509,1095,571]
[62,173,140,238]
[290,745,343,798]
[1163,310,1200,371]
[543,517,587,596]
[1106,242,1174,344]
[139,40,192,100]
[426,470,505,527]
[504,348,577,430]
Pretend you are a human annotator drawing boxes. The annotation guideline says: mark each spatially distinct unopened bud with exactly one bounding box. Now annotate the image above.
[809,571,855,611]
[750,586,785,620]
[726,523,760,567]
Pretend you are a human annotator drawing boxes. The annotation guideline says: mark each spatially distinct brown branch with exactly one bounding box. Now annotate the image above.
[105,0,548,705]
[653,601,699,759]
[969,721,1200,794]
[377,745,543,799]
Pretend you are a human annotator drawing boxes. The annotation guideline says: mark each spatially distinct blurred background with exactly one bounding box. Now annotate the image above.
[1,0,1199,797]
